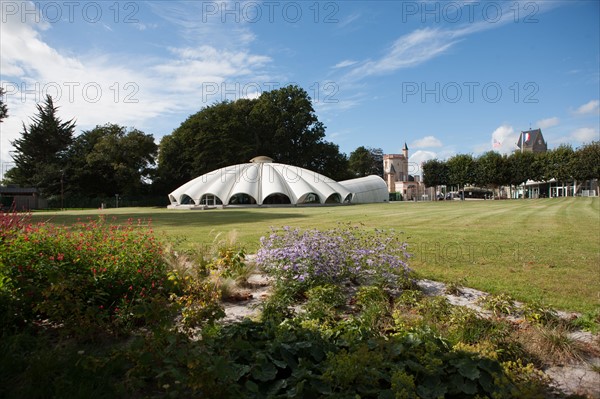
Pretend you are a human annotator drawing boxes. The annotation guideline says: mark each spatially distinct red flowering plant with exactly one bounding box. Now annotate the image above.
[0,215,172,335]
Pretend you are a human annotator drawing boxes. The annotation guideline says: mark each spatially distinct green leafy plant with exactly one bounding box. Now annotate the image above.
[445,277,467,296]
[521,300,560,326]
[569,309,600,333]
[303,284,345,322]
[354,285,392,334]
[477,293,518,317]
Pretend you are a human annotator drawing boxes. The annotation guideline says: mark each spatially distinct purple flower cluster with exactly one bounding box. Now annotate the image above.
[256,225,412,289]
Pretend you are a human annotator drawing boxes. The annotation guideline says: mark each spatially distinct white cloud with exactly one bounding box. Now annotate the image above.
[490,124,519,154]
[574,100,599,115]
[0,2,273,165]
[408,150,437,176]
[536,117,560,129]
[570,127,598,142]
[333,60,358,69]
[411,135,442,148]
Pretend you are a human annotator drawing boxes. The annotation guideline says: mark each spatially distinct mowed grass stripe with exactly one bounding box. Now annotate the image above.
[31,198,599,313]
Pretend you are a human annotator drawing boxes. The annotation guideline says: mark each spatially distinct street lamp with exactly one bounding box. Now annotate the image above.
[115,194,119,209]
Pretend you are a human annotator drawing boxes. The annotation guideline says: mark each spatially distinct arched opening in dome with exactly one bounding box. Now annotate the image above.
[325,193,342,204]
[298,192,321,204]
[228,193,257,205]
[200,194,223,206]
[344,193,353,203]
[169,195,177,203]
[263,193,291,204]
[180,194,195,205]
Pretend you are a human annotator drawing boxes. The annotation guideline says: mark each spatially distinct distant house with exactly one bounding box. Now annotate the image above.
[517,128,547,153]
[0,186,48,210]
[383,143,431,200]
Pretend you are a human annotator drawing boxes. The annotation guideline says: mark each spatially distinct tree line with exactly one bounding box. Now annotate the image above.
[422,145,599,196]
[1,86,383,203]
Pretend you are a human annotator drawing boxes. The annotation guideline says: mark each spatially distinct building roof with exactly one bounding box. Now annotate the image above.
[168,157,388,208]
[517,128,547,153]
[0,186,39,195]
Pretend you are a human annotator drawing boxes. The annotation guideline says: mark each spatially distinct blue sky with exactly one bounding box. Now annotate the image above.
[1,0,599,176]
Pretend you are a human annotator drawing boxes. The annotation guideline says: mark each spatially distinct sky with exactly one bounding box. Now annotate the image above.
[1,0,599,177]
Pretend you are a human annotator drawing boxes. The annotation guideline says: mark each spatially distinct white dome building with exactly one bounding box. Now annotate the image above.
[168,156,388,208]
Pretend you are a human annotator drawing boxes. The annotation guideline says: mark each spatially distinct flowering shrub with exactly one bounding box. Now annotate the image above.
[0,207,31,242]
[256,225,413,291]
[0,216,171,334]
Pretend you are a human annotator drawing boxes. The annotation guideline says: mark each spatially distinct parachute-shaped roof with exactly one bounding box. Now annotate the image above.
[168,156,367,207]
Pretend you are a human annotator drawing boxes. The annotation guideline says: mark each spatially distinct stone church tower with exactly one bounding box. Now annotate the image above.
[383,143,410,193]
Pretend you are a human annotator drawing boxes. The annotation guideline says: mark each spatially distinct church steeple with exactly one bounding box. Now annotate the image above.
[402,142,409,158]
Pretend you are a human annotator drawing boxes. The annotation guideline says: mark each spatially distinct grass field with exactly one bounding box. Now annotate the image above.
[31,197,599,313]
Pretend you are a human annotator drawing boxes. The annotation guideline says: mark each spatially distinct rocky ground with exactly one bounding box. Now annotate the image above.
[222,269,599,398]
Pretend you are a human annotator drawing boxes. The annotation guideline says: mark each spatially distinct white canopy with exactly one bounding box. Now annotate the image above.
[339,175,389,204]
[168,156,388,208]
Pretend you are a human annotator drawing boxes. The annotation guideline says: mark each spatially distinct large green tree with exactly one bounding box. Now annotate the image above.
[5,95,75,197]
[474,151,509,195]
[348,146,383,178]
[573,141,600,182]
[422,159,448,190]
[545,145,575,186]
[67,124,157,197]
[446,154,475,192]
[506,151,536,197]
[156,85,348,192]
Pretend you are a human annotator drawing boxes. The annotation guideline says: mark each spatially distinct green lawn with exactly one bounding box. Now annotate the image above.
[32,197,600,313]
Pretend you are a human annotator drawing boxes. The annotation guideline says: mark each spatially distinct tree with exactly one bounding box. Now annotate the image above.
[0,87,8,123]
[573,141,600,196]
[447,154,475,195]
[545,145,575,186]
[474,151,508,196]
[506,151,535,197]
[422,159,448,188]
[348,146,383,177]
[157,85,347,192]
[573,141,600,181]
[67,124,157,197]
[5,95,75,197]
